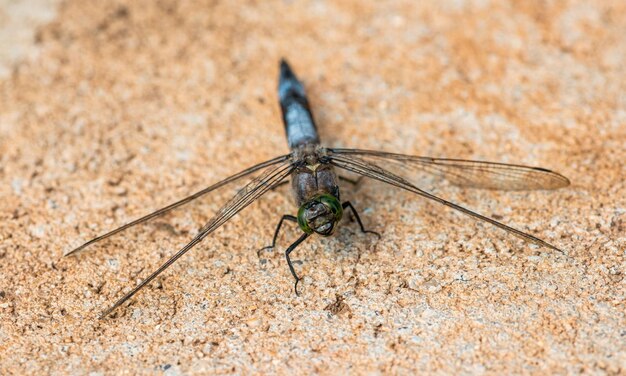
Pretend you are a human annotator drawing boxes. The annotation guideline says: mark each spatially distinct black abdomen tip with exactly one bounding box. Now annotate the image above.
[278,58,305,101]
[280,58,296,81]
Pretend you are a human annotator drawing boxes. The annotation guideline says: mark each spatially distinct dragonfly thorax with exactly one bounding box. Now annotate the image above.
[297,194,343,236]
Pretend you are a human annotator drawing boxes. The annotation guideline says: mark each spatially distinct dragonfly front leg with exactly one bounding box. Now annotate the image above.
[285,233,310,296]
[257,214,297,256]
[342,201,381,239]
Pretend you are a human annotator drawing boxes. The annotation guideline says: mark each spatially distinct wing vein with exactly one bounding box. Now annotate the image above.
[328,148,569,190]
[98,159,295,318]
[328,154,565,255]
[66,154,291,256]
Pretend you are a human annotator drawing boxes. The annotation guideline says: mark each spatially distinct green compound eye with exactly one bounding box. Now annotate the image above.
[296,194,343,234]
[297,204,313,234]
[318,194,343,221]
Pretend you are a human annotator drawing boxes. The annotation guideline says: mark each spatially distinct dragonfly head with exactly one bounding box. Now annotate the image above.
[297,194,343,236]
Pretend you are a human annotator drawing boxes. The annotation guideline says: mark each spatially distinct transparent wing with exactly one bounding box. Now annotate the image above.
[328,153,565,254]
[99,158,295,318]
[328,148,569,190]
[66,154,291,256]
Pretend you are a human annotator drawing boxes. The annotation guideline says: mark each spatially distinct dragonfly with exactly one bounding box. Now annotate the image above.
[67,60,570,318]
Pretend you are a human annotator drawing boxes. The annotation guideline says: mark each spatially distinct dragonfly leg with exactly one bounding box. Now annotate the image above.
[342,201,381,239]
[257,214,297,257]
[285,233,309,296]
[338,175,363,186]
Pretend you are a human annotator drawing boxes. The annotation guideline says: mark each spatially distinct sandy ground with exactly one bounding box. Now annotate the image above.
[1,0,624,374]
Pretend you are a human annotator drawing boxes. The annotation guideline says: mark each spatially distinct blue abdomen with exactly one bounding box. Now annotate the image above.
[278,59,320,149]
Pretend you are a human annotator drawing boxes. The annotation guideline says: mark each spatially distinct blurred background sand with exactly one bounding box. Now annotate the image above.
[0,0,624,374]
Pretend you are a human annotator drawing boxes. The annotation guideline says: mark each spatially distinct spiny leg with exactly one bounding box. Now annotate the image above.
[257,181,292,256]
[285,233,309,296]
[342,201,381,239]
[257,214,297,257]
